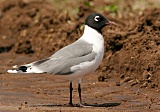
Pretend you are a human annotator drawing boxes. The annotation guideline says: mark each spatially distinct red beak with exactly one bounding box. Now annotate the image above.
[106,21,117,26]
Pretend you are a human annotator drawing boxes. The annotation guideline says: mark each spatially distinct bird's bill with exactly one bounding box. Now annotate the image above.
[106,21,117,26]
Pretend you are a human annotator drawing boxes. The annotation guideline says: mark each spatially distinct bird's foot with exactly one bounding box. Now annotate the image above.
[68,102,92,107]
[78,103,92,108]
[68,102,74,107]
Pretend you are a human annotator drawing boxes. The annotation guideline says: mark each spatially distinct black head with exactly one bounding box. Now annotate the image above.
[85,13,111,33]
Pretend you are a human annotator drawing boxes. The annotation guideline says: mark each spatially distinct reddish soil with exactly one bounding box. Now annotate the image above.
[0,0,160,111]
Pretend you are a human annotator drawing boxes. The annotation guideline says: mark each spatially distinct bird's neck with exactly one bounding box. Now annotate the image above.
[80,25,104,44]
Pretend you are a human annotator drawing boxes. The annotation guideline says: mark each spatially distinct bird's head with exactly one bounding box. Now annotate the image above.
[85,13,116,33]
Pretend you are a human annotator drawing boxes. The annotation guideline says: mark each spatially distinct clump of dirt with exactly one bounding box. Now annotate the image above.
[0,0,92,57]
[100,8,160,90]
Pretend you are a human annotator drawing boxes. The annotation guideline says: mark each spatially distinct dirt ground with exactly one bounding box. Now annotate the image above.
[0,0,160,111]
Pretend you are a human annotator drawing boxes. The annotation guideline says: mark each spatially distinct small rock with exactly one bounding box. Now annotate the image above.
[142,71,150,80]
[24,101,27,104]
[98,75,105,82]
[18,107,22,110]
[122,77,132,82]
[120,74,125,79]
[116,82,120,86]
[131,81,137,86]
[101,67,106,72]
[140,82,148,88]
[149,83,157,88]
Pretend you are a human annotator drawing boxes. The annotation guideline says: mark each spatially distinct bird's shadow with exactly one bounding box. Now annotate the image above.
[84,102,121,107]
[29,102,121,108]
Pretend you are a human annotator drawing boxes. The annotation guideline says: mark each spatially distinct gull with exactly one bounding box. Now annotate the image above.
[7,13,116,107]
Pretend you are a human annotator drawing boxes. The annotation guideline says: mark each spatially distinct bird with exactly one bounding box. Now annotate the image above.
[7,13,116,107]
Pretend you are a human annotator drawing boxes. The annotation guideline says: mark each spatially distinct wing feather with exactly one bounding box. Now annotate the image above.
[32,40,96,75]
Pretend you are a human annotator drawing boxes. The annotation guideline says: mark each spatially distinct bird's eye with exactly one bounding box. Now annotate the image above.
[94,16,100,22]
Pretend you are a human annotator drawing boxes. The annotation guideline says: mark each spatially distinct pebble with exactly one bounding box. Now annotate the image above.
[98,75,105,82]
[142,71,150,80]
[122,77,133,82]
[116,82,121,86]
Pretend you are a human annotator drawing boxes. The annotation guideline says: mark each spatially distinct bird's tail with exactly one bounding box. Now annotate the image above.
[7,63,44,74]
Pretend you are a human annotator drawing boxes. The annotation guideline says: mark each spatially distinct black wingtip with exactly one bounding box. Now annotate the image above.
[18,66,27,72]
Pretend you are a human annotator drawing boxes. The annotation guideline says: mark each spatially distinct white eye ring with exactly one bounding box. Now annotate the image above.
[94,16,100,21]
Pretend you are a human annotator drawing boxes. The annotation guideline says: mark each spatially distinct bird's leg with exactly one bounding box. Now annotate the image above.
[78,83,83,106]
[68,82,73,106]
[78,82,92,107]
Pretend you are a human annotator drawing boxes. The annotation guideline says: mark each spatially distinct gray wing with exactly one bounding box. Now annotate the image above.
[50,40,93,60]
[33,40,96,75]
